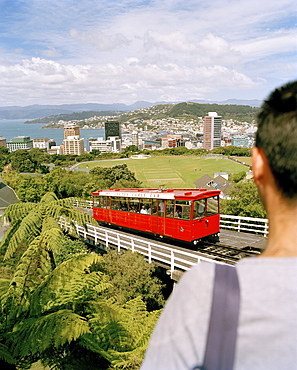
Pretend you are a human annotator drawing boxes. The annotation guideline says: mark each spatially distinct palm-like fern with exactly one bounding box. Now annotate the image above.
[0,192,160,369]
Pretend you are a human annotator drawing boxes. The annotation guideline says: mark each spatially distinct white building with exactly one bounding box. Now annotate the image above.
[33,138,51,150]
[89,136,121,153]
[47,146,63,155]
[63,136,84,155]
[6,136,33,152]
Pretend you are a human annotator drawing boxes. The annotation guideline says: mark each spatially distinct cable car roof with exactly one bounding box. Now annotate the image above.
[92,188,220,199]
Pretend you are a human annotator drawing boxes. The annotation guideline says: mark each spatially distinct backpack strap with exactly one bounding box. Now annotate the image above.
[194,263,240,370]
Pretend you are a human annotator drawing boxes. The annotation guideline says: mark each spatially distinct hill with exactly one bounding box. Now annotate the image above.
[0,99,261,120]
[24,101,259,125]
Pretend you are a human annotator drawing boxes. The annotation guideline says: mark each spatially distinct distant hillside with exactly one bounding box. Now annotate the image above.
[23,101,260,125]
[118,102,259,123]
[0,102,153,120]
[24,111,123,124]
[169,102,259,121]
[0,99,261,120]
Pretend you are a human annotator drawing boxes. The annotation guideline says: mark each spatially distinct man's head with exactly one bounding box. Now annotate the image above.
[255,81,297,201]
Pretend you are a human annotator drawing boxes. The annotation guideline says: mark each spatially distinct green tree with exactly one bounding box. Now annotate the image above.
[1,170,22,190]
[231,171,246,183]
[97,250,165,311]
[0,146,10,172]
[124,145,139,153]
[10,149,36,172]
[220,181,267,218]
[15,174,47,202]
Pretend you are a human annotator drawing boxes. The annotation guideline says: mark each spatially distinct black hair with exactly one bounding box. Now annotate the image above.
[256,81,297,199]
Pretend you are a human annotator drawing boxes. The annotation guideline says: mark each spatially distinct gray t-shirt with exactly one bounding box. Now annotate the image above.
[141,257,297,370]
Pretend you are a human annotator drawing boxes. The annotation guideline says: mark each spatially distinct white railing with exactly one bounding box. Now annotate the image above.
[220,214,269,236]
[68,198,269,237]
[59,218,220,277]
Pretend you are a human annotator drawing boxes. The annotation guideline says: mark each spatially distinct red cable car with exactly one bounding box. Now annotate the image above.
[92,188,220,245]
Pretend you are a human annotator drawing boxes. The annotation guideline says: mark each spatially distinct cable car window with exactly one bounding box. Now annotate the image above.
[158,200,165,216]
[120,198,128,211]
[175,200,190,220]
[193,199,207,219]
[151,199,157,215]
[129,198,141,213]
[93,195,101,208]
[206,196,219,215]
[103,196,111,209]
[99,196,109,209]
[166,200,174,218]
[111,197,121,210]
[140,199,152,215]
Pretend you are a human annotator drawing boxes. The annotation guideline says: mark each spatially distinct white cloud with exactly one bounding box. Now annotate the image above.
[70,29,130,51]
[144,30,197,52]
[0,0,296,105]
[0,57,260,105]
[41,47,62,58]
[235,30,297,60]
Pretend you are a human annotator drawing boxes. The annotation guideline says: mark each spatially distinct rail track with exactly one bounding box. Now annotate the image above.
[196,241,262,264]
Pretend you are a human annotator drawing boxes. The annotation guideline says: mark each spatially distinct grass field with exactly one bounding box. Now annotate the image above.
[76,156,249,188]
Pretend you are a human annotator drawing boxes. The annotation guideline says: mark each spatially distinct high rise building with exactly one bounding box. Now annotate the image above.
[105,121,121,140]
[203,112,222,150]
[64,123,80,139]
[63,136,84,155]
[132,131,139,148]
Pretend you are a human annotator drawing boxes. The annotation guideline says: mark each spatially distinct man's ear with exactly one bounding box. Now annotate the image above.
[252,147,266,186]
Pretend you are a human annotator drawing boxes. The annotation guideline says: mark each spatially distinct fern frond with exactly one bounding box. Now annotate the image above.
[4,211,43,260]
[2,235,53,317]
[0,343,15,364]
[9,310,91,357]
[39,192,58,203]
[1,202,36,224]
[119,297,162,349]
[0,278,11,307]
[105,345,146,369]
[0,219,21,253]
[29,254,106,315]
[41,216,60,232]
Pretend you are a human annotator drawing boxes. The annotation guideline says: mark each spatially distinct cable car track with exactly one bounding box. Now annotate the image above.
[196,241,261,264]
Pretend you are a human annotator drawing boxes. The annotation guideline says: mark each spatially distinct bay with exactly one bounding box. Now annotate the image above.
[0,119,105,146]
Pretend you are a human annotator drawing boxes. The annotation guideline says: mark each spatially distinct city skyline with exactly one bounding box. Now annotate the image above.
[0,0,296,107]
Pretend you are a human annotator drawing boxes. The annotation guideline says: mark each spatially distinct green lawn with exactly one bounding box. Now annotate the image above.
[76,156,248,188]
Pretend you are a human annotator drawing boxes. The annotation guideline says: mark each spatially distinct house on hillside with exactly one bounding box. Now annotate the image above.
[194,174,233,199]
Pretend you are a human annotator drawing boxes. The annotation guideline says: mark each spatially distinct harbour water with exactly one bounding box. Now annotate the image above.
[0,119,105,146]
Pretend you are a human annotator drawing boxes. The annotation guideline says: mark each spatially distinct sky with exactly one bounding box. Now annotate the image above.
[0,0,296,107]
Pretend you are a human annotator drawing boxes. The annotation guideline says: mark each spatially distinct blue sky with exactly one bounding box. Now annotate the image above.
[0,0,296,106]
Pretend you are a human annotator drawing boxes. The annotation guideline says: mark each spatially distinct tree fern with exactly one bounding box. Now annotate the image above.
[9,309,91,358]
[0,192,163,369]
[28,254,109,316]
[3,211,43,260]
[0,343,15,365]
[0,202,36,224]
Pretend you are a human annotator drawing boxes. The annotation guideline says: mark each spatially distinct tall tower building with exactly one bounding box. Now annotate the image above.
[63,136,84,155]
[203,112,222,150]
[132,131,139,148]
[64,123,80,139]
[105,121,121,140]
